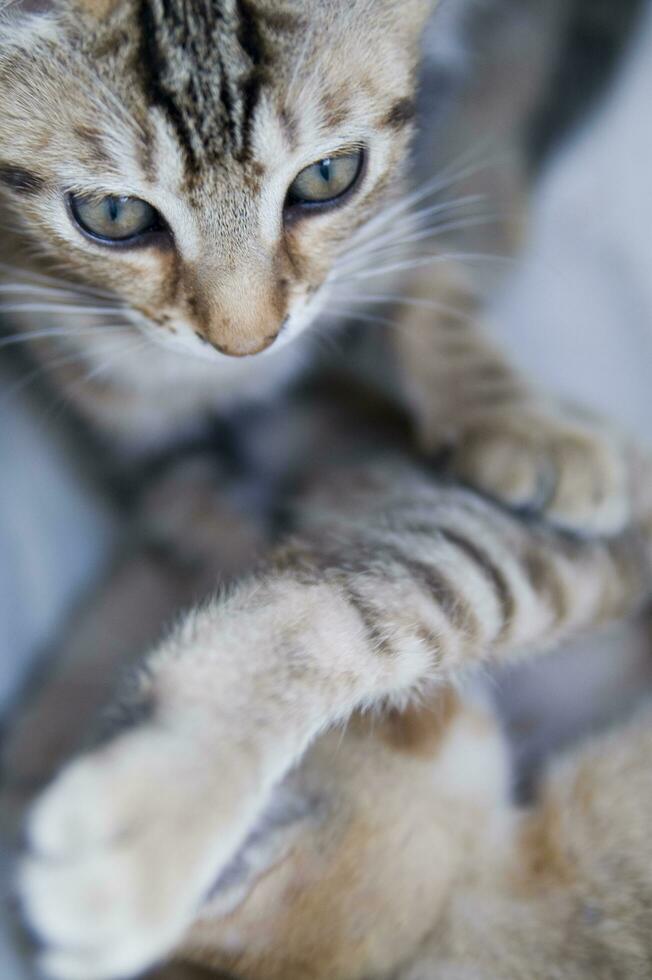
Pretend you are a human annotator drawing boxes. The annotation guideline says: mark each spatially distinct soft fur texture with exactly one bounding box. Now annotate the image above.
[0,0,633,533]
[16,447,652,980]
[4,431,652,980]
[1,3,650,979]
[178,685,652,980]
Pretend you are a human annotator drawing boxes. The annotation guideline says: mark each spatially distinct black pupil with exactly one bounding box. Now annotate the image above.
[108,197,120,222]
[319,159,332,183]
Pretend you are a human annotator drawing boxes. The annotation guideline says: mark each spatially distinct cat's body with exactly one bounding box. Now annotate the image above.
[5,442,652,980]
[1,2,650,979]
[177,683,652,980]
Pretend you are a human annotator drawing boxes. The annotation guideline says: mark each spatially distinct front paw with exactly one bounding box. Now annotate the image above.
[447,411,631,536]
[19,724,260,980]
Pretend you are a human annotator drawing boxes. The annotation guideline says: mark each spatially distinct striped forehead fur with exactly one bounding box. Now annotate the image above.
[137,0,295,170]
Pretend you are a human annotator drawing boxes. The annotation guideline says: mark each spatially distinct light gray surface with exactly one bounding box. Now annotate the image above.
[0,380,115,980]
[491,2,652,441]
[0,372,116,714]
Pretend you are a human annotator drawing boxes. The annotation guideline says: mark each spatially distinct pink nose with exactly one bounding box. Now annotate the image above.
[208,330,280,358]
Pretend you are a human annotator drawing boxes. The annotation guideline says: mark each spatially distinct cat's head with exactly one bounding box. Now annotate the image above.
[0,0,434,363]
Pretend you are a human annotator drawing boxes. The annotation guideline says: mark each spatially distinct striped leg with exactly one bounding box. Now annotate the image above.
[19,457,652,980]
[395,264,635,536]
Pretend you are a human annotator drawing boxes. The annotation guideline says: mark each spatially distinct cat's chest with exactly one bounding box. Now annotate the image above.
[69,321,404,461]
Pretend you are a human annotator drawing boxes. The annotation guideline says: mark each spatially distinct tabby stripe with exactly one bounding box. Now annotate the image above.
[521,549,569,625]
[0,165,44,194]
[138,0,201,171]
[335,538,483,643]
[235,0,268,161]
[436,527,516,636]
[345,588,395,658]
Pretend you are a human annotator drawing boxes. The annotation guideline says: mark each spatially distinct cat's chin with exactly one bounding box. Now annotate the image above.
[70,330,312,458]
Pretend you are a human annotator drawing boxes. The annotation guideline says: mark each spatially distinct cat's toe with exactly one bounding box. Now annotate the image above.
[19,727,248,980]
[449,416,630,537]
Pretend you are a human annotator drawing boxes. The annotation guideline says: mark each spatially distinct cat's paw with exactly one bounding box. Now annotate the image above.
[19,724,258,980]
[448,412,630,536]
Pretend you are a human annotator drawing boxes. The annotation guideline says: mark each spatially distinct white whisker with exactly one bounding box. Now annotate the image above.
[0,325,131,350]
[343,194,488,260]
[77,339,150,386]
[325,309,398,330]
[333,251,513,286]
[334,211,502,280]
[0,262,116,300]
[332,293,473,323]
[0,284,120,304]
[343,154,495,254]
[0,302,128,317]
[0,336,145,408]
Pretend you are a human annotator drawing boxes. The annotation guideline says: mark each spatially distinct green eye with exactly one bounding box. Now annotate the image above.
[287,149,364,208]
[68,193,161,244]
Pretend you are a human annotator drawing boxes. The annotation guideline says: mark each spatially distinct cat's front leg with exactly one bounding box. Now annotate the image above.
[395,265,632,537]
[18,573,408,980]
[19,461,652,980]
[445,406,631,537]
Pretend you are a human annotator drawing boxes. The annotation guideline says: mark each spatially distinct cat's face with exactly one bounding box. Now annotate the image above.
[0,0,432,364]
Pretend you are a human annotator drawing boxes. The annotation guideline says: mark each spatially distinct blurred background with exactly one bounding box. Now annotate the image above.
[1,0,652,974]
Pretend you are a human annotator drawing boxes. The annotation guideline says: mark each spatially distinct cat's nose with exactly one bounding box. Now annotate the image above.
[187,262,289,357]
[209,329,280,358]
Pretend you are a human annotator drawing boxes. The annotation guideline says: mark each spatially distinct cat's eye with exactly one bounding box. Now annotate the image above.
[286,149,364,210]
[68,193,163,245]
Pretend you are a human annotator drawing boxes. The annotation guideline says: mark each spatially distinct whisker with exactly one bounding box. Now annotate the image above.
[344,194,489,259]
[325,309,398,330]
[76,339,150,387]
[34,337,151,425]
[0,337,143,408]
[331,293,473,323]
[0,262,116,300]
[0,283,120,303]
[334,211,503,279]
[0,303,128,317]
[332,251,514,286]
[344,150,496,254]
[0,351,96,407]
[0,325,131,350]
[361,212,503,258]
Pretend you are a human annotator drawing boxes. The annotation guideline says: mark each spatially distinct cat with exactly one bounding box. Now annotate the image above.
[0,0,630,532]
[172,682,652,980]
[0,1,648,979]
[15,446,652,980]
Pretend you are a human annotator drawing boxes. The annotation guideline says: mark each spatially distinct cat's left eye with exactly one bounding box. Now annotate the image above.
[68,193,164,245]
[286,149,364,210]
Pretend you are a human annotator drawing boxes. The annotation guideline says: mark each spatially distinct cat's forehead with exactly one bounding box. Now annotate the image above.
[134,0,303,173]
[89,0,410,184]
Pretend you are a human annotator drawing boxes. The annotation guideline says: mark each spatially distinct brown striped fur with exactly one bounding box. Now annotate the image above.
[3,2,652,978]
[0,0,635,539]
[17,449,652,980]
[0,0,426,386]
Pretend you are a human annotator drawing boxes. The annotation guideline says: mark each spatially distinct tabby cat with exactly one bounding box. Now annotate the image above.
[175,669,652,980]
[0,1,647,979]
[16,452,652,980]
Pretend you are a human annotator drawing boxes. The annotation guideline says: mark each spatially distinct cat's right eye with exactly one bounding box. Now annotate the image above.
[68,193,165,246]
